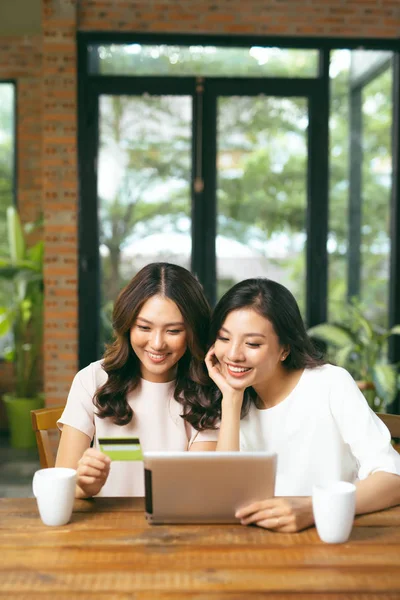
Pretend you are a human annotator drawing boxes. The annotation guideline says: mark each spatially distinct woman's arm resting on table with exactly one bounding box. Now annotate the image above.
[236,496,314,533]
[56,424,111,498]
[236,472,400,533]
[355,471,400,514]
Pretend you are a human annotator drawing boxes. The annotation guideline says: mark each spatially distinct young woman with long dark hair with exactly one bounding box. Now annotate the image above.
[56,263,218,497]
[206,277,400,532]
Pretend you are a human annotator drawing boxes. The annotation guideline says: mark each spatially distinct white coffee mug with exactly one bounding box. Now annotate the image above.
[32,467,77,526]
[312,481,356,544]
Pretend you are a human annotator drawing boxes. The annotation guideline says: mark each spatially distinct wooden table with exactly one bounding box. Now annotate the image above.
[1,497,400,599]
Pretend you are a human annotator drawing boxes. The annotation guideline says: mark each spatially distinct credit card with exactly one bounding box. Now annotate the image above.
[98,437,143,461]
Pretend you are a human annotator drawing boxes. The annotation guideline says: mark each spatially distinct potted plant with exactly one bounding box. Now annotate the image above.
[0,206,44,448]
[308,301,400,411]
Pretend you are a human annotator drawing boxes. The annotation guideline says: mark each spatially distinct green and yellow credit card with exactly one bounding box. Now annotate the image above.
[98,437,143,461]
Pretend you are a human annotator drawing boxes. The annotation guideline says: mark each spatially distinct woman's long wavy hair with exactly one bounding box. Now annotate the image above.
[94,263,217,430]
[209,278,325,419]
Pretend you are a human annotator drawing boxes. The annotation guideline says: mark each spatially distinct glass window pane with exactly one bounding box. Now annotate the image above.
[329,50,393,328]
[328,51,350,319]
[90,44,319,78]
[360,66,392,324]
[0,82,15,357]
[216,96,308,313]
[0,83,15,255]
[98,95,192,350]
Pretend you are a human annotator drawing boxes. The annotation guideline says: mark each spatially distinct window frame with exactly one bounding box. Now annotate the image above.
[77,34,400,413]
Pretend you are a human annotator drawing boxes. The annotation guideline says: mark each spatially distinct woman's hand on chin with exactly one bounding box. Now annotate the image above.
[235,496,314,533]
[205,346,247,400]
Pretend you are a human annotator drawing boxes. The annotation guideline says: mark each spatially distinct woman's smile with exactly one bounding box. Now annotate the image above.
[225,363,253,378]
[145,350,170,363]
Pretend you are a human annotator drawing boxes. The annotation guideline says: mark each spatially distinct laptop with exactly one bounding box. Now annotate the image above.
[143,451,277,524]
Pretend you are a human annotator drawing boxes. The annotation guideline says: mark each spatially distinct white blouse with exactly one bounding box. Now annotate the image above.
[239,364,400,496]
[58,360,218,496]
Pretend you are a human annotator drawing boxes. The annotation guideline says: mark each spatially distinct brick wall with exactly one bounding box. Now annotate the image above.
[1,0,400,413]
[0,36,42,427]
[78,0,400,37]
[42,0,78,406]
[0,35,42,225]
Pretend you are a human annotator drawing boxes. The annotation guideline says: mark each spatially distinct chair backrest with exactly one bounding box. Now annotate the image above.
[31,406,64,468]
[29,408,400,465]
[376,413,400,453]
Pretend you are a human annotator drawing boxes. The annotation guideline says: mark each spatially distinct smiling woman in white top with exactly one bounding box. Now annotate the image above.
[56,263,218,498]
[205,277,400,532]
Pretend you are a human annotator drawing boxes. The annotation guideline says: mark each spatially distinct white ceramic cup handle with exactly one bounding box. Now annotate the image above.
[32,472,39,498]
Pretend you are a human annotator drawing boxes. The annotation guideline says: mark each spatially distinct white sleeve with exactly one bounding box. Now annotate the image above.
[186,422,219,448]
[329,367,400,480]
[57,366,96,440]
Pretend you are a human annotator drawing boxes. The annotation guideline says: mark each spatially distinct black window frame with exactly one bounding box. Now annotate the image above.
[77,33,400,413]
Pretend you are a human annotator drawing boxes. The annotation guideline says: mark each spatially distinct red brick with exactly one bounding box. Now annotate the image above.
[0,0,399,409]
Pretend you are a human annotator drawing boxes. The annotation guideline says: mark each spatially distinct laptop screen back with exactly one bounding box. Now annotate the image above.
[143,451,277,524]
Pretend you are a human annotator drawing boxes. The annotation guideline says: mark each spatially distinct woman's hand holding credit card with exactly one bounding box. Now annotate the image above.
[76,439,142,498]
[98,438,143,461]
[76,448,111,498]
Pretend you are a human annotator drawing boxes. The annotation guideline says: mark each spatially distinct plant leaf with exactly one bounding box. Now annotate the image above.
[348,302,375,342]
[0,259,41,272]
[334,344,354,368]
[3,346,15,362]
[7,206,26,263]
[0,265,22,278]
[0,312,12,337]
[307,324,354,348]
[26,241,44,269]
[372,364,399,409]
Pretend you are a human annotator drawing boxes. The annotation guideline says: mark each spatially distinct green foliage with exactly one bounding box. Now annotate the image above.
[308,301,400,410]
[96,45,318,78]
[328,63,392,325]
[0,207,44,398]
[94,48,394,353]
[98,95,192,346]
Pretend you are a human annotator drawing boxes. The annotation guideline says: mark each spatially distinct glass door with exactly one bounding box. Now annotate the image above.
[79,77,323,365]
[215,95,308,311]
[97,94,193,348]
[198,78,321,313]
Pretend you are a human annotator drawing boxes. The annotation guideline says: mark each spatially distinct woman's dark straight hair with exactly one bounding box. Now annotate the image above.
[209,277,325,418]
[94,262,216,430]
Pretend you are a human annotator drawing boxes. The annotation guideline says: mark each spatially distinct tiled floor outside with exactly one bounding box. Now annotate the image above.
[0,433,40,497]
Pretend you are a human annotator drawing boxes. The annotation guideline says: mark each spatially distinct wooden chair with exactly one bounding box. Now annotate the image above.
[31,406,64,468]
[357,380,400,451]
[29,406,400,466]
[376,413,400,453]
